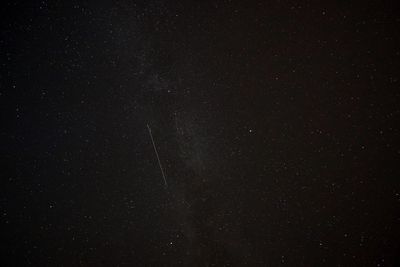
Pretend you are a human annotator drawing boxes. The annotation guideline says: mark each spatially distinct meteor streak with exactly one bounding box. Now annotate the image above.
[147,124,168,187]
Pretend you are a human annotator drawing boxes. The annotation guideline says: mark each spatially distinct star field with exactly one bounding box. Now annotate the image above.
[1,1,400,266]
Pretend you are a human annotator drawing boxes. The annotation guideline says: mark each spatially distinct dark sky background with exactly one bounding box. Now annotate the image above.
[1,1,400,266]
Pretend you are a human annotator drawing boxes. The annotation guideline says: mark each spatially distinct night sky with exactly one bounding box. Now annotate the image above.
[1,1,400,266]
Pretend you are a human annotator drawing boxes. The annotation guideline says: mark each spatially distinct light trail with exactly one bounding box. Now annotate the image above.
[147,124,168,187]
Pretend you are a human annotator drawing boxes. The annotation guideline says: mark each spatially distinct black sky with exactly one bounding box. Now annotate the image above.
[1,1,400,266]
